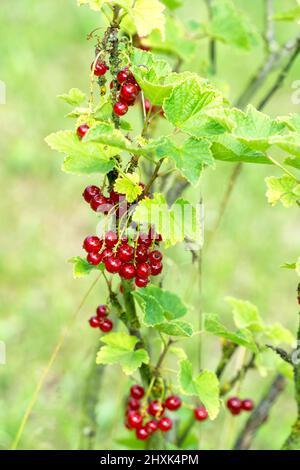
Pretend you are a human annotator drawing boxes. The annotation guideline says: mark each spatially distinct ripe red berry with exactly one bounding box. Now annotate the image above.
[138,233,152,246]
[144,98,152,114]
[119,263,136,280]
[105,231,118,248]
[91,60,108,76]
[101,248,114,260]
[120,83,138,102]
[150,262,163,276]
[145,420,158,434]
[90,194,108,212]
[100,318,113,333]
[165,395,182,411]
[77,124,90,139]
[136,263,151,279]
[135,244,149,262]
[83,185,100,203]
[118,244,134,263]
[105,256,122,274]
[135,277,149,288]
[96,305,107,318]
[136,427,149,440]
[89,316,101,328]
[117,69,129,84]
[87,252,102,266]
[227,397,243,416]
[83,236,102,253]
[128,398,140,411]
[113,101,128,116]
[130,384,145,400]
[157,417,172,432]
[149,250,163,264]
[194,406,208,421]
[241,399,254,412]
[147,400,164,418]
[110,190,125,204]
[127,411,143,429]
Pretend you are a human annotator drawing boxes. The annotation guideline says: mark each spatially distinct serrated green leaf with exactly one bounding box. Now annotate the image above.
[156,320,194,337]
[203,313,258,352]
[45,130,116,175]
[265,323,295,346]
[273,6,300,22]
[265,175,300,208]
[161,0,182,9]
[211,134,270,164]
[256,350,294,380]
[163,77,226,138]
[226,297,263,332]
[69,256,103,278]
[132,193,202,248]
[114,173,143,203]
[208,0,260,50]
[270,133,300,159]
[58,88,86,106]
[130,0,165,40]
[179,359,197,395]
[96,332,149,375]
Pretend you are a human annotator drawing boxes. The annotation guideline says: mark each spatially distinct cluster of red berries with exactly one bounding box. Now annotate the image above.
[125,385,208,441]
[113,67,141,116]
[89,304,113,333]
[226,397,254,416]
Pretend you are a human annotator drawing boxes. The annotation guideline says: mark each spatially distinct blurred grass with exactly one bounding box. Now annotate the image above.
[0,0,299,450]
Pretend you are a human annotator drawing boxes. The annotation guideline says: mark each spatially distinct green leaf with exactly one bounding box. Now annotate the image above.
[130,0,166,39]
[96,332,149,375]
[58,88,86,106]
[156,320,194,337]
[203,313,258,352]
[69,256,103,278]
[114,173,143,203]
[211,134,269,164]
[270,133,300,159]
[179,359,220,420]
[132,193,202,248]
[265,323,295,346]
[265,175,300,208]
[161,0,182,9]
[150,136,214,185]
[208,0,260,50]
[273,6,300,22]
[226,297,263,332]
[45,130,116,175]
[163,77,226,138]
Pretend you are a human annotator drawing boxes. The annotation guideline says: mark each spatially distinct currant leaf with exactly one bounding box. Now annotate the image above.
[69,256,104,278]
[57,88,86,106]
[265,175,300,208]
[114,173,143,203]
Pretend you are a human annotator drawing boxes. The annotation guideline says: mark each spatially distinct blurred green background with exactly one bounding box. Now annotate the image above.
[0,0,299,450]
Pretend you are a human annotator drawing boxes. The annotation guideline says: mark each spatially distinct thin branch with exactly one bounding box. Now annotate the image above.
[143,159,165,196]
[264,0,277,53]
[215,342,238,379]
[234,374,286,450]
[205,0,216,75]
[266,344,293,365]
[220,354,256,396]
[153,339,173,377]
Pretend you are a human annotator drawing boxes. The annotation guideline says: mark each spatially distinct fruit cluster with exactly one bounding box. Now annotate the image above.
[124,385,208,441]
[226,397,254,416]
[113,67,141,116]
[89,304,113,333]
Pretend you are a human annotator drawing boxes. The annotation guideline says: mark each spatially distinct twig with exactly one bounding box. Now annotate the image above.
[205,0,216,75]
[153,339,173,376]
[215,342,238,379]
[220,354,256,396]
[234,374,286,450]
[143,159,165,196]
[264,0,277,53]
[266,344,293,365]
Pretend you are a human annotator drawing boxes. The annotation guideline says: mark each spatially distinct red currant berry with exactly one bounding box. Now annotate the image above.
[89,316,101,328]
[149,250,163,263]
[138,233,152,246]
[227,397,242,416]
[90,194,108,212]
[120,83,138,102]
[135,245,149,262]
[96,305,107,318]
[241,399,254,412]
[125,420,133,430]
[128,398,140,411]
[87,252,102,266]
[119,263,136,280]
[118,244,134,263]
[82,185,100,203]
[136,263,151,279]
[127,411,143,429]
[155,234,163,243]
[135,277,149,288]
[113,101,128,116]
[100,318,113,333]
[157,417,172,432]
[147,400,164,418]
[165,395,182,411]
[130,384,145,400]
[91,60,108,76]
[136,427,149,441]
[150,262,163,276]
[105,230,118,248]
[145,420,158,434]
[105,256,122,274]
[101,248,114,260]
[110,190,125,204]
[120,235,129,244]
[144,98,152,114]
[117,69,129,84]
[83,236,102,253]
[194,406,208,421]
[77,124,90,139]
